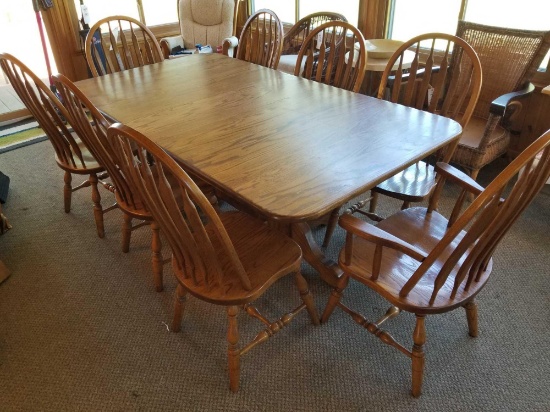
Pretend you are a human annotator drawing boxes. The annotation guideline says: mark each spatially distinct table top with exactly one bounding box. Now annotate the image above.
[542,85,550,95]
[76,54,461,222]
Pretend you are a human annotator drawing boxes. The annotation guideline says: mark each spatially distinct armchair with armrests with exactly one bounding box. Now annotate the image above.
[160,0,241,58]
[450,21,550,183]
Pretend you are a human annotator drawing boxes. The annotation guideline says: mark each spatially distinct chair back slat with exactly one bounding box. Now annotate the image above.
[237,9,283,69]
[85,16,164,77]
[107,123,253,292]
[398,130,550,301]
[0,53,90,169]
[378,33,482,129]
[295,21,366,93]
[52,74,143,211]
[282,12,347,55]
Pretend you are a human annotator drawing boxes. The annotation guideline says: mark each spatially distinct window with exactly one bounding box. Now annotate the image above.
[252,0,359,26]
[74,0,177,29]
[388,0,550,71]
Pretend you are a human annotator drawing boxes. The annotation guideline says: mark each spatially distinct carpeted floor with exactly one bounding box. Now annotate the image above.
[0,140,549,411]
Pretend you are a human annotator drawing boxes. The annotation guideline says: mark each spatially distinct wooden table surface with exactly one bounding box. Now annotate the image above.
[75,53,462,285]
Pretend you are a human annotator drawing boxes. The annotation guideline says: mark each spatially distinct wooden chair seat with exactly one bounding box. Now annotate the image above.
[178,210,302,305]
[54,136,104,173]
[372,163,436,205]
[339,207,491,313]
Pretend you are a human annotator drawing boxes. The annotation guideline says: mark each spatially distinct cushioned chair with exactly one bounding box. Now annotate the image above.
[85,15,164,77]
[322,32,483,246]
[0,52,114,238]
[451,21,550,183]
[294,21,367,92]
[106,122,319,392]
[160,0,240,58]
[278,12,347,75]
[322,128,550,397]
[234,9,284,69]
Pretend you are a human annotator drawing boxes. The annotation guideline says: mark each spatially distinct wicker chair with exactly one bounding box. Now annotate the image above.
[451,21,550,182]
[278,12,348,74]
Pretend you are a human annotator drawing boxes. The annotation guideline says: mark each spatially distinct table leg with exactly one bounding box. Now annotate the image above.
[290,222,343,288]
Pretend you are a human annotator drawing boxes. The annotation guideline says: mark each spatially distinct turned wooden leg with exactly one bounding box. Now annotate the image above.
[322,207,340,248]
[321,275,349,323]
[121,214,132,253]
[89,173,104,238]
[368,190,379,213]
[150,221,163,292]
[464,300,478,337]
[171,284,187,332]
[227,305,240,392]
[63,171,73,213]
[294,270,320,325]
[411,314,426,398]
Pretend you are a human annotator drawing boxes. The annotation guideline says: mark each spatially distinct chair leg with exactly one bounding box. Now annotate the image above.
[89,173,105,238]
[321,275,349,323]
[464,300,478,337]
[401,201,411,210]
[63,171,72,213]
[121,214,132,253]
[294,270,320,325]
[150,220,163,292]
[411,314,426,398]
[227,305,240,392]
[467,169,480,202]
[322,207,340,248]
[368,190,379,213]
[172,284,187,332]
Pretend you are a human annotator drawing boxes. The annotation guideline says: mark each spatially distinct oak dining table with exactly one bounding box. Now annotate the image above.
[75,53,462,287]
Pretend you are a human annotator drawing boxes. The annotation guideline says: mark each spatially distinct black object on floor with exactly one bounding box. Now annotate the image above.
[0,171,9,204]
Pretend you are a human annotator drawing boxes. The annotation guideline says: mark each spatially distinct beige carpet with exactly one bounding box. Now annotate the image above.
[0,140,549,411]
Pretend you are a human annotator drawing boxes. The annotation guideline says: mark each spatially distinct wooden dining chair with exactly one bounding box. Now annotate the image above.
[52,73,166,292]
[322,33,483,247]
[278,12,347,75]
[0,52,114,238]
[106,122,320,392]
[321,128,550,397]
[294,21,367,93]
[235,9,284,69]
[85,15,164,77]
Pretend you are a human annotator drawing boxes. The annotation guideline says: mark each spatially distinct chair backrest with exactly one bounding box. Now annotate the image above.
[236,9,284,69]
[456,21,550,120]
[106,122,253,292]
[178,0,239,50]
[85,15,164,77]
[294,21,366,93]
[282,12,348,55]
[0,53,90,169]
[402,129,550,304]
[377,33,482,130]
[51,73,145,212]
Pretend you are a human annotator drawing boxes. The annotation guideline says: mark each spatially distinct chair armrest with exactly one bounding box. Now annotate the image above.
[339,214,427,262]
[222,36,239,57]
[490,82,535,117]
[387,66,440,88]
[435,162,484,196]
[160,35,185,59]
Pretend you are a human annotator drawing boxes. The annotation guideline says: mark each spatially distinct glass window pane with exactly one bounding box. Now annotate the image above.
[389,0,462,41]
[465,0,550,30]
[253,0,295,24]
[300,0,359,27]
[82,0,140,27]
[142,0,178,26]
